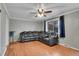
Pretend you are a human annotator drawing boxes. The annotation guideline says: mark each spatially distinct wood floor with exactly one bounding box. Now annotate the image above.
[5,41,79,56]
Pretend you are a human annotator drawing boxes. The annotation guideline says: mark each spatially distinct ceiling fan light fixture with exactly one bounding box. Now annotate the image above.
[37,13,44,17]
[32,4,52,17]
[38,8,44,13]
[36,8,46,17]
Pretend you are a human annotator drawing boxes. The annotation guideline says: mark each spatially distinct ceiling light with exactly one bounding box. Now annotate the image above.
[35,8,46,17]
[37,13,44,17]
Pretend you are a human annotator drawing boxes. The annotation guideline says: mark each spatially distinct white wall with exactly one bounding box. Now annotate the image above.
[0,4,9,56]
[59,10,79,49]
[9,20,44,41]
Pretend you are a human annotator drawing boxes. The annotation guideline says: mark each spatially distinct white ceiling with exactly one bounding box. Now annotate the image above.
[5,3,79,21]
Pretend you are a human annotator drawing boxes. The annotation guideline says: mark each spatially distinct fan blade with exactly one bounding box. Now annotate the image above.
[44,11,52,13]
[30,12,36,14]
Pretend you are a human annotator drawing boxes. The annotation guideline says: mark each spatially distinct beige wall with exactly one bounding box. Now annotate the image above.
[9,20,44,41]
[59,10,79,49]
[0,4,9,55]
[0,3,1,55]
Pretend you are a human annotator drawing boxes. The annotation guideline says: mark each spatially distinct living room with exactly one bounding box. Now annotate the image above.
[0,3,79,56]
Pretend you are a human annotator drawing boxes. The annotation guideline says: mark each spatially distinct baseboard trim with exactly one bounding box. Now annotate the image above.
[2,44,8,56]
[2,46,7,56]
[59,43,79,51]
[68,46,79,51]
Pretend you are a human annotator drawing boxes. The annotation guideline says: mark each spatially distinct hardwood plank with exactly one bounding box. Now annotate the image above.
[5,41,79,56]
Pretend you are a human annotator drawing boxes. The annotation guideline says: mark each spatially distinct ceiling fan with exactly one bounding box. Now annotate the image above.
[30,3,52,17]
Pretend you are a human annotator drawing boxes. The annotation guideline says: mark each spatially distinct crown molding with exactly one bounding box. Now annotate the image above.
[2,3,11,18]
[10,8,79,21]
[10,16,42,22]
[3,3,79,21]
[10,7,79,21]
[59,8,79,16]
[47,8,79,20]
